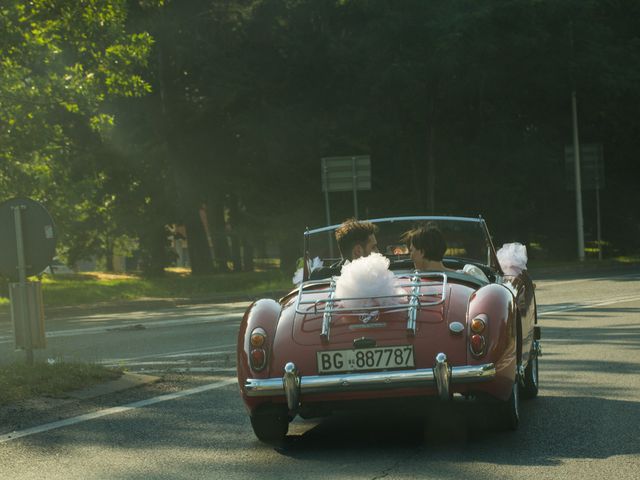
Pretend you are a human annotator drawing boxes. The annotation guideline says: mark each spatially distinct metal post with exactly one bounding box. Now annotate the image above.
[595,158,602,261]
[351,157,359,219]
[322,160,334,258]
[571,91,585,262]
[12,205,34,365]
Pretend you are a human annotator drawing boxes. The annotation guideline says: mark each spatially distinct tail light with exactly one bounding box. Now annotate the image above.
[470,334,486,356]
[469,315,488,356]
[249,327,268,371]
[471,317,486,333]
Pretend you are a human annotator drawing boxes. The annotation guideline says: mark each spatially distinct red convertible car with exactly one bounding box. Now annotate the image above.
[237,216,540,443]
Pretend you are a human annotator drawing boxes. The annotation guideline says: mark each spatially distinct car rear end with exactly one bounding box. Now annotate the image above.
[241,274,514,417]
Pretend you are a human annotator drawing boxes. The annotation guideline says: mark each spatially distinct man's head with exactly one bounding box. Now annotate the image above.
[403,222,447,262]
[335,219,379,260]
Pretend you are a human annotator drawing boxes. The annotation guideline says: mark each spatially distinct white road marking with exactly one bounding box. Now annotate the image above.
[162,350,234,359]
[99,344,236,365]
[536,271,640,288]
[0,378,237,444]
[102,354,233,368]
[538,294,640,316]
[137,367,237,374]
[0,315,242,345]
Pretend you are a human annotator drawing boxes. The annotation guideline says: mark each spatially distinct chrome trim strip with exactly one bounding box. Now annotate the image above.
[244,362,496,397]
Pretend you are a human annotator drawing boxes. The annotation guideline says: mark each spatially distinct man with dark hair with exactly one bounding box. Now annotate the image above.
[335,218,379,261]
[308,219,379,280]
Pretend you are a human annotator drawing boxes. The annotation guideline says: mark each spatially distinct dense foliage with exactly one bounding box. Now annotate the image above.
[2,0,639,275]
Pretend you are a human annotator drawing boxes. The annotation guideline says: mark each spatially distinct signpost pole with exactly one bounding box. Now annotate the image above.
[595,156,602,261]
[322,160,334,258]
[12,205,34,365]
[571,91,585,262]
[321,155,371,258]
[351,157,359,219]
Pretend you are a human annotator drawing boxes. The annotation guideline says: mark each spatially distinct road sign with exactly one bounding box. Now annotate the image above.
[321,156,371,192]
[0,197,57,280]
[565,144,605,190]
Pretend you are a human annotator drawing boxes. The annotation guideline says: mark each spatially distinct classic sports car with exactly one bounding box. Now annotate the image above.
[237,216,541,443]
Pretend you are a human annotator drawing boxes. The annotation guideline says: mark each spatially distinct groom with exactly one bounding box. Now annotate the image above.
[308,218,379,280]
[335,218,379,261]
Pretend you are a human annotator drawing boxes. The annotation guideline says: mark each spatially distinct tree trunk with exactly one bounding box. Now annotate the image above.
[184,205,214,275]
[156,18,213,275]
[139,224,170,277]
[243,240,254,272]
[105,236,114,272]
[279,231,299,276]
[427,122,436,214]
[207,192,231,272]
[227,195,241,272]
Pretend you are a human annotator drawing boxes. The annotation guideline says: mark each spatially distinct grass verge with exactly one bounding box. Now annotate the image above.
[40,269,292,306]
[0,268,293,311]
[0,361,122,407]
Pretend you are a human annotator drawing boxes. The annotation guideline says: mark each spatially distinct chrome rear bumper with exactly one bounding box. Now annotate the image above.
[244,353,496,408]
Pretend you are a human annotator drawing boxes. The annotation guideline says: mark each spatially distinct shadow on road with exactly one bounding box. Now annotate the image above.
[277,394,638,467]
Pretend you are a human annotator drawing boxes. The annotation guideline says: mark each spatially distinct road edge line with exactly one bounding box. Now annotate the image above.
[0,378,237,444]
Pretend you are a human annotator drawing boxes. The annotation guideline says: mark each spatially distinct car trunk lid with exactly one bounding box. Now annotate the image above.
[292,281,471,347]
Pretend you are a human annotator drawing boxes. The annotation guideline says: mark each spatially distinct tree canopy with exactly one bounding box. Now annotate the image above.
[2,0,639,275]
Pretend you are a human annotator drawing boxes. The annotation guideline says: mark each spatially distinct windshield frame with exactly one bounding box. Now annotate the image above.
[302,216,503,281]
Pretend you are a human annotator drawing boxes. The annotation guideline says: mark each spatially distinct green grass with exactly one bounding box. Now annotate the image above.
[0,268,293,309]
[528,256,640,270]
[2,255,637,311]
[0,361,122,406]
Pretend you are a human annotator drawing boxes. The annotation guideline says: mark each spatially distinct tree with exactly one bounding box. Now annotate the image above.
[0,0,155,265]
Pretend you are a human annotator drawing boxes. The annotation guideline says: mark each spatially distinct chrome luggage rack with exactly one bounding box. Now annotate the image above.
[294,272,448,340]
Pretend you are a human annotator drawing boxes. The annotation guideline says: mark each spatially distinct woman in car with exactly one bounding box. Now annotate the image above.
[403,223,488,282]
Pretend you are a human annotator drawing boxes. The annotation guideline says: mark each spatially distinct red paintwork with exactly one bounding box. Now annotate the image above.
[237,269,534,412]
[236,298,282,412]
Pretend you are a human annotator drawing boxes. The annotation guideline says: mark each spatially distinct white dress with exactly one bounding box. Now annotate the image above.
[458,264,489,282]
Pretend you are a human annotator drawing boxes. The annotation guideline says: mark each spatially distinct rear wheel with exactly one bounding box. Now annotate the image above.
[521,350,539,399]
[250,405,289,445]
[496,380,520,431]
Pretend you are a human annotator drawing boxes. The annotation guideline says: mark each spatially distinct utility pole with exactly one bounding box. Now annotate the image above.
[569,21,585,262]
[571,91,585,262]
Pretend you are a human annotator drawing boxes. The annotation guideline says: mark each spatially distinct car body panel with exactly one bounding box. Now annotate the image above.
[237,216,537,422]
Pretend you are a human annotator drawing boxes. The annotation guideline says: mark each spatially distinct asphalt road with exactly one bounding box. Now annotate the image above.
[1,268,639,479]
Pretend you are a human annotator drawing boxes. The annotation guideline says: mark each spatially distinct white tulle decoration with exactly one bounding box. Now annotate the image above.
[292,257,323,285]
[292,268,303,285]
[497,243,528,275]
[310,256,323,272]
[334,252,404,308]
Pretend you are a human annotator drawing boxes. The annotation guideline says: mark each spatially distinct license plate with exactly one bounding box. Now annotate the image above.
[317,345,414,374]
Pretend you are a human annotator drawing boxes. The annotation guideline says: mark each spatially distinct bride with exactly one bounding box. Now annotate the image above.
[403,223,489,282]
